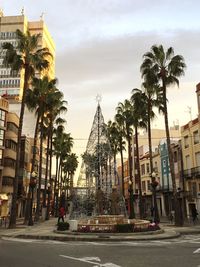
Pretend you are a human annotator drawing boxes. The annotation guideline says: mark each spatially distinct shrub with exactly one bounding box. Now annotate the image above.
[57,222,69,231]
[115,223,134,233]
[148,223,160,231]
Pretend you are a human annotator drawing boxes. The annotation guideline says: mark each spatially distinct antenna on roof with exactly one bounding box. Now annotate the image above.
[40,12,45,20]
[21,7,25,15]
[185,106,192,121]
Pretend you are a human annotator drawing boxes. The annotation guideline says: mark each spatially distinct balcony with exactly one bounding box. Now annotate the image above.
[158,185,173,192]
[183,166,200,179]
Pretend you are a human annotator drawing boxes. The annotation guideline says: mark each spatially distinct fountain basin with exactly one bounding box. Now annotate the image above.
[77,215,150,233]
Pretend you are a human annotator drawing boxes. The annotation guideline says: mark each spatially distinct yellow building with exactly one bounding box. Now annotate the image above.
[0,11,55,100]
[181,83,200,217]
[0,96,19,217]
[0,11,55,138]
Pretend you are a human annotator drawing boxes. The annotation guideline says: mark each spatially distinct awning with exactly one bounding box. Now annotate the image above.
[0,194,8,200]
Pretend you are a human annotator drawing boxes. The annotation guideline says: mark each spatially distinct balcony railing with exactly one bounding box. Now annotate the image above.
[183,166,200,179]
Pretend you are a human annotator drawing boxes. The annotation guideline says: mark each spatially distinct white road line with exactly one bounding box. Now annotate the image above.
[59,255,122,267]
[2,237,36,243]
[193,248,200,254]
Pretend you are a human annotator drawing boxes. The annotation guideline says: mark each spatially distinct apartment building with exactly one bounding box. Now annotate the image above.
[181,83,200,217]
[0,11,55,138]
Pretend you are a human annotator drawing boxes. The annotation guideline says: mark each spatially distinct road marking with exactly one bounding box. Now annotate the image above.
[59,255,122,266]
[193,248,200,254]
[2,237,36,243]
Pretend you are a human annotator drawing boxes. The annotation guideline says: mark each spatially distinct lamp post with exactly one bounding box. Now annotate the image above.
[176,187,184,226]
[28,171,37,226]
[151,171,159,223]
[128,180,135,219]
[46,183,51,220]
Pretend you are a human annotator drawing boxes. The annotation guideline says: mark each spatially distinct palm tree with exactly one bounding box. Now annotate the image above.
[131,88,148,219]
[53,130,73,213]
[63,153,78,200]
[114,115,126,198]
[106,120,119,187]
[142,81,161,222]
[116,100,135,218]
[3,29,52,228]
[26,76,58,221]
[141,44,186,226]
[52,125,65,216]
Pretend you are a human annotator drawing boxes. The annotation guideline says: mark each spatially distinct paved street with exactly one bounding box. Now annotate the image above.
[1,235,200,267]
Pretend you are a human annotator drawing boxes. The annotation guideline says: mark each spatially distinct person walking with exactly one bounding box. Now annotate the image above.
[58,206,65,223]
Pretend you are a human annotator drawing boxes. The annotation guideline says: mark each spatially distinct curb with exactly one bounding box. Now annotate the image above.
[54,229,165,236]
[2,230,180,242]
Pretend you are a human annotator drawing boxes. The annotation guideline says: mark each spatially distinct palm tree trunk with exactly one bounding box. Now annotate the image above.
[119,140,125,197]
[114,153,117,186]
[53,155,59,216]
[147,98,153,173]
[35,114,44,221]
[135,126,143,219]
[127,130,135,219]
[24,112,40,224]
[47,120,53,219]
[9,66,30,228]
[43,130,50,208]
[162,80,181,226]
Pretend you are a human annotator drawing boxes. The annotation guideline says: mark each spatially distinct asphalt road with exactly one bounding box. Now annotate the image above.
[1,235,200,267]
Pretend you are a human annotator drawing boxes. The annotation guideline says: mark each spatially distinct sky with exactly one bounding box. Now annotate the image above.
[1,0,200,180]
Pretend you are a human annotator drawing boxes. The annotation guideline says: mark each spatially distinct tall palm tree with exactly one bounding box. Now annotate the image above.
[141,81,159,172]
[131,88,148,219]
[141,44,186,226]
[106,120,119,187]
[52,125,65,215]
[142,81,162,222]
[3,29,52,228]
[63,153,78,199]
[26,76,58,221]
[114,115,126,198]
[116,100,135,218]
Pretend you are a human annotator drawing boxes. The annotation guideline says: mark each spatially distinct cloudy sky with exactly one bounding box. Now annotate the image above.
[1,0,200,179]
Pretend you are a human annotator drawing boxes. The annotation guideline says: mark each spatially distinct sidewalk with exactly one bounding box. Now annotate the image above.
[2,217,200,242]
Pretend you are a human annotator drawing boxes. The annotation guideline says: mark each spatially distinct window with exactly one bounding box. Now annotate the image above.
[163,160,166,167]
[0,129,4,146]
[146,163,150,174]
[184,135,189,148]
[0,109,5,127]
[147,180,151,191]
[194,130,200,144]
[192,182,197,198]
[141,164,145,175]
[2,176,13,186]
[7,122,18,134]
[186,155,191,169]
[195,152,200,167]
[174,151,178,162]
[142,181,146,191]
[4,158,15,169]
[5,139,17,151]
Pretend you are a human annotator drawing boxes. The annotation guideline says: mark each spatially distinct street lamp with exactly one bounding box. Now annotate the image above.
[128,180,135,219]
[176,187,184,226]
[151,171,160,223]
[28,171,37,226]
[46,183,51,220]
[55,186,59,217]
